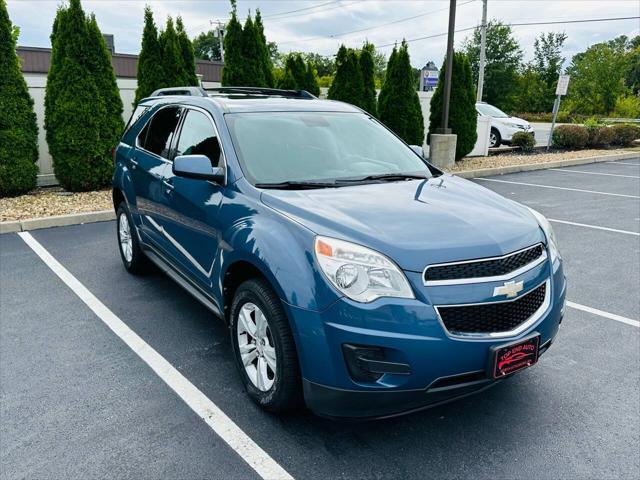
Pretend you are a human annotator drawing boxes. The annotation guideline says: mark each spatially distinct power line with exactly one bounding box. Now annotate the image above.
[375,15,640,49]
[279,0,476,45]
[266,0,365,22]
[262,1,341,19]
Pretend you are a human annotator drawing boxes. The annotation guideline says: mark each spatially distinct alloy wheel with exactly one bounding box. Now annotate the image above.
[118,213,133,263]
[236,302,276,391]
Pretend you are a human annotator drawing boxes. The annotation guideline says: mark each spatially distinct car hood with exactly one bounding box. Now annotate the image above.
[496,116,530,128]
[260,175,544,272]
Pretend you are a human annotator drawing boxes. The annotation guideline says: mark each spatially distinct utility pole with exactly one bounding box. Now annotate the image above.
[439,0,457,134]
[211,20,225,62]
[476,0,487,102]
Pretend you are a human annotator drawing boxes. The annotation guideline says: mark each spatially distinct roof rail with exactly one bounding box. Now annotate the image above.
[150,86,208,97]
[204,87,316,99]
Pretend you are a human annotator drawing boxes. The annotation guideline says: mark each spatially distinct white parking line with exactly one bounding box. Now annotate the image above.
[476,178,640,199]
[550,169,640,179]
[548,218,640,236]
[567,301,640,328]
[608,161,640,166]
[17,232,293,480]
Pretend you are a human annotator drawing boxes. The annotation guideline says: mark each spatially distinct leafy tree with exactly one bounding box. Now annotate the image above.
[328,45,364,109]
[532,32,567,99]
[565,41,628,115]
[378,41,424,145]
[0,0,38,196]
[304,61,320,96]
[176,16,199,86]
[192,30,221,61]
[463,20,523,111]
[428,51,477,160]
[360,42,377,116]
[159,17,187,87]
[513,66,548,113]
[222,0,246,86]
[45,0,110,191]
[135,6,164,103]
[241,14,266,86]
[254,9,274,87]
[85,14,124,166]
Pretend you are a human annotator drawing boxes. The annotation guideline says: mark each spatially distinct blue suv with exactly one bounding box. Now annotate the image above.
[113,87,566,419]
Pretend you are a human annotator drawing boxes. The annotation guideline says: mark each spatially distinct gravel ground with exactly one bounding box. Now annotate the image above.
[447,147,640,172]
[0,188,111,222]
[1,147,638,222]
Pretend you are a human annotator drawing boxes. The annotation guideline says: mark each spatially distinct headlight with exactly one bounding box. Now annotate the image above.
[506,122,524,129]
[527,207,560,263]
[314,236,414,303]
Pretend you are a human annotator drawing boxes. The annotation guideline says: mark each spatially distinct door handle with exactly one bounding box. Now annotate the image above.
[162,178,174,194]
[130,157,138,169]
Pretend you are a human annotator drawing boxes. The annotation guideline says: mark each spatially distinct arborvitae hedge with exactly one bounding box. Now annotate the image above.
[304,62,321,96]
[360,42,377,116]
[222,1,245,86]
[328,46,364,109]
[276,54,319,95]
[254,9,274,87]
[159,17,187,87]
[176,16,199,86]
[0,0,39,196]
[45,0,113,191]
[241,15,266,86]
[135,6,164,103]
[428,51,477,160]
[86,14,124,162]
[378,41,424,145]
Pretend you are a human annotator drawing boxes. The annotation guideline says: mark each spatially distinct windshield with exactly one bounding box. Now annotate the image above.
[225,112,431,184]
[476,103,509,118]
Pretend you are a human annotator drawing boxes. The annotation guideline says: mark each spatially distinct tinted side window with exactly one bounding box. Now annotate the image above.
[123,105,149,136]
[176,110,222,167]
[139,107,182,159]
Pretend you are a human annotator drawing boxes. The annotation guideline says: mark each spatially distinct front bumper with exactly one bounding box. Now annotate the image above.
[286,255,566,419]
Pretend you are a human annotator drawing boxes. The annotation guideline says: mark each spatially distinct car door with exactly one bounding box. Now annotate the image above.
[132,105,183,249]
[157,107,226,291]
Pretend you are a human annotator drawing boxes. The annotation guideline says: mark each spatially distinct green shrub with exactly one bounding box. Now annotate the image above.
[612,95,640,119]
[586,125,615,147]
[551,125,589,149]
[610,124,640,146]
[428,51,477,160]
[511,132,536,152]
[0,0,39,196]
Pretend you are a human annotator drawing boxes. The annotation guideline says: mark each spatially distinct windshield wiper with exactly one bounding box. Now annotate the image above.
[254,180,340,190]
[336,173,430,184]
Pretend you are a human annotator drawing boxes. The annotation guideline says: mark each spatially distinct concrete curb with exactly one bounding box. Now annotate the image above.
[1,210,115,234]
[452,151,639,179]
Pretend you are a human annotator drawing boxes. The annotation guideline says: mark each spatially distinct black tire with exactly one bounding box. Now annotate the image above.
[490,128,502,148]
[116,202,149,274]
[230,278,302,413]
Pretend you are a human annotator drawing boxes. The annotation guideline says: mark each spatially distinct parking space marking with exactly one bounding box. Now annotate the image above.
[607,161,640,166]
[476,178,640,199]
[550,169,640,179]
[17,232,293,480]
[567,301,640,328]
[549,218,640,236]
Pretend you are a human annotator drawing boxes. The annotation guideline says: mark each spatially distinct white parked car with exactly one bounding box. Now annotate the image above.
[476,102,534,148]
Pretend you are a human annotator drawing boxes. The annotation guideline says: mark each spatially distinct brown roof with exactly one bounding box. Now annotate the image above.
[17,46,223,82]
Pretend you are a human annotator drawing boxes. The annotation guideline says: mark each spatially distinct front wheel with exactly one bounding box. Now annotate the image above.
[489,128,501,148]
[230,278,302,413]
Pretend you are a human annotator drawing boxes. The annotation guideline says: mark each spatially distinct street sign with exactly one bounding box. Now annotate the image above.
[556,75,570,96]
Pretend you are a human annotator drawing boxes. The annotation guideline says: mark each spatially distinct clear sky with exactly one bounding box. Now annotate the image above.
[8,0,640,67]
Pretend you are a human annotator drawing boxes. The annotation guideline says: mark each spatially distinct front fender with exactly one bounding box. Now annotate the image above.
[218,202,341,313]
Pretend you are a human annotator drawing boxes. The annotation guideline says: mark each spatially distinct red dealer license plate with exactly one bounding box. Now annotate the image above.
[491,334,540,379]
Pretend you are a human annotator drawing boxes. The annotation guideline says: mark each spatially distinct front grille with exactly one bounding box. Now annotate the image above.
[425,244,544,283]
[437,282,546,335]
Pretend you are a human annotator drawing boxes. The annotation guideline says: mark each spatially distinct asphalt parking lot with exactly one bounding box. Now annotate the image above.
[1,157,639,480]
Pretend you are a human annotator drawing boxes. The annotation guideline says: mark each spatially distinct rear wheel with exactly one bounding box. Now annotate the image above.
[116,202,149,274]
[230,278,301,413]
[489,128,501,148]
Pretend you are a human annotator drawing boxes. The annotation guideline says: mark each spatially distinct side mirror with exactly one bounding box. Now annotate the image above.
[173,154,225,184]
[409,145,425,158]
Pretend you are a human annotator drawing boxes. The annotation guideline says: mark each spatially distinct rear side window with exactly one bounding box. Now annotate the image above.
[123,105,149,136]
[175,110,222,167]
[138,107,183,159]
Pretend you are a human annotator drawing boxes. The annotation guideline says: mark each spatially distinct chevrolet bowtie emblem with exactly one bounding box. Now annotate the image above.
[493,280,524,299]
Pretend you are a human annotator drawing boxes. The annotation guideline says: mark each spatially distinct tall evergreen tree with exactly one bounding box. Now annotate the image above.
[86,14,124,158]
[304,62,320,96]
[0,0,39,196]
[327,45,348,99]
[428,52,477,160]
[254,9,274,87]
[135,6,163,103]
[360,42,377,116]
[378,41,424,145]
[222,0,246,86]
[45,0,110,191]
[159,17,187,87]
[176,16,199,86]
[327,46,364,109]
[241,14,266,86]
[276,54,304,90]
